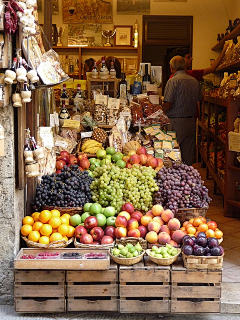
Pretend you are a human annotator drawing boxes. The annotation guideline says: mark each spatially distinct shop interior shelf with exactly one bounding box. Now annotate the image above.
[211,24,240,50]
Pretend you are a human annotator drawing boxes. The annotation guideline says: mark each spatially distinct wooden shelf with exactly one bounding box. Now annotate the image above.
[228,166,240,172]
[211,24,240,50]
[216,60,240,72]
[227,200,240,209]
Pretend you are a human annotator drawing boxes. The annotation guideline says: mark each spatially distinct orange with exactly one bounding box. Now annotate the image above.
[33,212,40,222]
[198,223,208,233]
[49,217,62,229]
[193,217,203,227]
[40,224,52,236]
[207,221,218,231]
[63,236,68,241]
[180,226,186,232]
[31,212,40,218]
[39,210,52,223]
[58,224,70,236]
[205,229,215,238]
[21,224,33,236]
[187,226,196,235]
[50,209,61,217]
[61,213,71,220]
[188,218,194,224]
[200,216,207,223]
[183,221,189,228]
[22,216,34,226]
[39,236,50,245]
[28,231,40,242]
[60,216,69,225]
[67,226,75,238]
[52,228,58,233]
[185,223,193,230]
[50,232,63,243]
[188,233,196,237]
[32,221,43,232]
[214,229,223,239]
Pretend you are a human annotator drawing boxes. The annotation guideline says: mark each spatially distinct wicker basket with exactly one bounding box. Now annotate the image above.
[42,206,83,216]
[115,237,147,250]
[109,251,145,266]
[182,252,224,270]
[174,207,208,224]
[146,248,181,266]
[74,237,114,249]
[22,236,74,249]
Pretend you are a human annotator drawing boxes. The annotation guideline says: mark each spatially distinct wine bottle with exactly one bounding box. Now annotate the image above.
[24,137,31,151]
[60,83,69,106]
[92,61,98,79]
[119,72,127,99]
[133,19,138,48]
[100,56,109,79]
[59,100,70,120]
[132,65,142,95]
[142,64,150,94]
[69,56,74,73]
[110,60,116,79]
[65,55,69,74]
[74,59,79,74]
[74,84,84,104]
[11,57,17,72]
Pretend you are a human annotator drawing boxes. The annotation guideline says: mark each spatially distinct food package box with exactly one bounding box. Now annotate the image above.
[14,248,110,270]
[228,131,240,152]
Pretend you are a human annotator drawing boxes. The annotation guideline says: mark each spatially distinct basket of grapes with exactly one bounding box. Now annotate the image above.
[146,244,181,266]
[110,242,145,266]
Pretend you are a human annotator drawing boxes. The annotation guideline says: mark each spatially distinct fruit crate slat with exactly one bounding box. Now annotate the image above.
[171,284,221,299]
[67,297,118,312]
[67,284,117,297]
[171,270,222,284]
[120,300,170,314]
[171,300,220,313]
[14,284,65,298]
[120,284,170,298]
[14,270,65,282]
[66,268,117,282]
[15,298,66,313]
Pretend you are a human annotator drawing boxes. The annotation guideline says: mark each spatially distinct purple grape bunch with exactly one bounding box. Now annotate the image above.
[154,163,211,214]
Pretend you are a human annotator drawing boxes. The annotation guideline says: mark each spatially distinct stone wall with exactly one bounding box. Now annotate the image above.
[0,106,24,305]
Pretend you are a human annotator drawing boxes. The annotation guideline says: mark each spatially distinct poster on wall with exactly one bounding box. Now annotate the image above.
[63,0,113,24]
[117,0,150,14]
[68,24,102,47]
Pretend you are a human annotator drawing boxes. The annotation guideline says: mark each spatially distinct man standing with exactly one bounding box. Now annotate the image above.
[162,56,202,166]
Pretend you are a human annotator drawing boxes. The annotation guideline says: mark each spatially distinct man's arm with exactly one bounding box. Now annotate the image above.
[203,43,228,75]
[162,101,172,113]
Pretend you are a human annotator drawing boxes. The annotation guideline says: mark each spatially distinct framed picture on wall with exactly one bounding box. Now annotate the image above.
[114,25,133,47]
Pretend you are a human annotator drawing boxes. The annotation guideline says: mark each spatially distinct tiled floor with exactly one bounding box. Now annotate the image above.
[1,165,240,319]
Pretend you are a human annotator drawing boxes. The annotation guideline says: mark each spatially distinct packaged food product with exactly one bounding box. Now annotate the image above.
[130,101,144,125]
[94,104,107,125]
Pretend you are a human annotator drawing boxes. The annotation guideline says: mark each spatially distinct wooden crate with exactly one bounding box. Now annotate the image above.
[171,258,222,313]
[14,248,109,270]
[66,261,118,312]
[119,255,170,313]
[182,252,224,270]
[14,270,66,313]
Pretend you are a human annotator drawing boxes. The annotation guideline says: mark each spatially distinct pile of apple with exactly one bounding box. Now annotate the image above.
[56,151,89,173]
[123,146,164,171]
[73,202,118,245]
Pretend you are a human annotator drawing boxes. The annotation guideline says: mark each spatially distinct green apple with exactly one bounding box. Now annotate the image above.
[83,203,92,212]
[87,170,94,177]
[103,206,116,217]
[104,154,112,160]
[69,214,81,227]
[106,216,116,226]
[90,164,96,171]
[96,213,107,227]
[81,212,91,222]
[89,158,97,165]
[96,149,106,159]
[112,152,123,162]
[95,159,101,164]
[95,162,101,167]
[89,203,102,215]
[116,160,126,168]
[106,147,115,155]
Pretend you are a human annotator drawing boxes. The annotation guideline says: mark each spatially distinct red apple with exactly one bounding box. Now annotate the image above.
[74,225,88,238]
[78,153,88,162]
[136,146,147,155]
[127,228,141,238]
[79,158,90,170]
[122,156,130,163]
[56,160,66,170]
[122,202,135,214]
[104,226,116,239]
[139,154,148,165]
[78,167,84,172]
[147,157,158,168]
[146,154,154,161]
[126,163,132,169]
[84,216,98,229]
[56,169,61,174]
[92,241,100,245]
[101,235,114,245]
[60,151,70,163]
[156,158,164,167]
[127,218,139,230]
[115,227,127,238]
[80,233,93,244]
[90,226,104,241]
[138,225,148,238]
[129,154,140,164]
[69,157,78,165]
[131,211,143,222]
[115,215,128,228]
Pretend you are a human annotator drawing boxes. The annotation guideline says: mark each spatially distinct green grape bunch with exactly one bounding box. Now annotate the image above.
[90,164,159,213]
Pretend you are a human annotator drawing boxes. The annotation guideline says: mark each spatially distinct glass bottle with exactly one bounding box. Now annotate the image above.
[119,72,127,99]
[60,83,69,106]
[64,55,69,74]
[132,65,142,95]
[69,56,74,73]
[142,64,150,94]
[92,61,98,79]
[133,19,138,48]
[59,99,70,120]
[24,137,31,151]
[100,56,109,79]
[11,57,17,72]
[74,84,84,104]
[74,59,79,74]
[110,60,116,79]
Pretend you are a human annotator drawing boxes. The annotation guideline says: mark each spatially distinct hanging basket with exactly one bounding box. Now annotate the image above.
[174,207,209,224]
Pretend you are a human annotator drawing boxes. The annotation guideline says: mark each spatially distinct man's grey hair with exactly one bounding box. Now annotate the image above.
[170,56,186,71]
